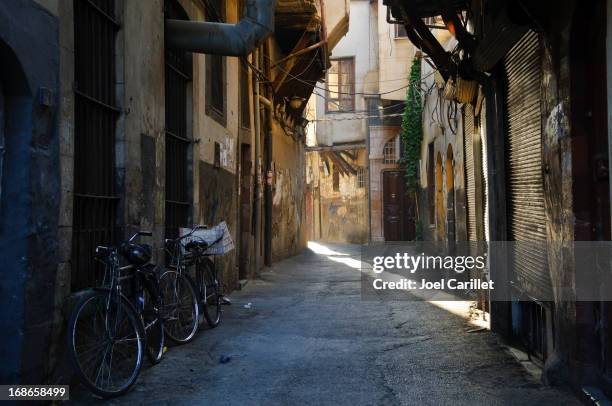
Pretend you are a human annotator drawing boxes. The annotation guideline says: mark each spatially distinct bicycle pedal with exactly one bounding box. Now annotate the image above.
[220,296,232,305]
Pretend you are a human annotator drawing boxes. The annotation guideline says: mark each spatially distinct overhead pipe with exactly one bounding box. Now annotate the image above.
[165,0,277,56]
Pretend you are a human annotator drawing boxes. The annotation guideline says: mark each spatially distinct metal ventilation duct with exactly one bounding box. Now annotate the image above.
[165,0,277,56]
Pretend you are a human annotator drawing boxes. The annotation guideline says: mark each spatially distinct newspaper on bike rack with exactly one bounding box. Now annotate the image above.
[179,221,235,255]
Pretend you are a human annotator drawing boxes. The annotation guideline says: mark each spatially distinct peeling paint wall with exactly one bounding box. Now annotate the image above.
[307,150,368,243]
[270,119,307,261]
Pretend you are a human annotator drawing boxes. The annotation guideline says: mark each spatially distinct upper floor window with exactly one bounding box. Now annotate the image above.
[326,57,354,112]
[395,24,408,38]
[356,166,366,189]
[333,168,340,191]
[205,0,226,126]
[383,136,399,164]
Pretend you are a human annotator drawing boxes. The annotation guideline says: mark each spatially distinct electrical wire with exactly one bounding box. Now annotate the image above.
[264,53,415,97]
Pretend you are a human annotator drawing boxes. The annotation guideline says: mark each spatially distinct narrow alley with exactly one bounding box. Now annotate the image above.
[75,243,579,406]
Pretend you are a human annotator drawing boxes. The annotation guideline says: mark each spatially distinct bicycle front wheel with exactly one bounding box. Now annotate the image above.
[67,289,143,398]
[142,284,165,365]
[159,270,199,344]
[199,260,221,328]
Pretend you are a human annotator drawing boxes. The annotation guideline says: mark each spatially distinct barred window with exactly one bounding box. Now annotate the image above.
[164,0,192,241]
[383,136,398,164]
[72,0,120,290]
[356,167,366,189]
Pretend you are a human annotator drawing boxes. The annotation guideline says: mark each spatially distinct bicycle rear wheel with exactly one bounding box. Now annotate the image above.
[159,270,199,343]
[67,289,143,398]
[199,260,221,328]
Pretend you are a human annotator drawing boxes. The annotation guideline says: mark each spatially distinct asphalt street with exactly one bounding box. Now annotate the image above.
[74,242,580,405]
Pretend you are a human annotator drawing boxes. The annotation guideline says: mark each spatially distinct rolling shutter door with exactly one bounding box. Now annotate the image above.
[464,104,477,242]
[503,31,551,300]
[480,106,489,242]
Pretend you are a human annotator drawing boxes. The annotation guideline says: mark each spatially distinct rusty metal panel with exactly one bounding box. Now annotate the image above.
[503,30,551,300]
[463,104,476,242]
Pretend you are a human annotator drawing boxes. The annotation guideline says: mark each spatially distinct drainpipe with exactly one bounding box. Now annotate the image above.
[165,0,277,56]
[264,38,274,267]
[253,48,263,275]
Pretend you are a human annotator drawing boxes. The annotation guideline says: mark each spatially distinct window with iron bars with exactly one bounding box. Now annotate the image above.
[383,136,398,164]
[71,0,120,291]
[165,0,192,241]
[356,167,366,189]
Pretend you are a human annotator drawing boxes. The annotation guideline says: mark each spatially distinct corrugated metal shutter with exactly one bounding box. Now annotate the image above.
[503,31,551,300]
[464,104,477,241]
[480,105,489,242]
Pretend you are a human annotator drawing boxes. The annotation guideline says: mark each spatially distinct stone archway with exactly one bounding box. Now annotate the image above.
[446,144,455,244]
[435,152,445,241]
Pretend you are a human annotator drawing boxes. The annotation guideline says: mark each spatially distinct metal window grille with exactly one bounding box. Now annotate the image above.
[383,137,397,164]
[71,0,120,290]
[356,167,366,189]
[165,0,191,240]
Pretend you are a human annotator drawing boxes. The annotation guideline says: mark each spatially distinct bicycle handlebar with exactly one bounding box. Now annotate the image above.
[128,230,152,243]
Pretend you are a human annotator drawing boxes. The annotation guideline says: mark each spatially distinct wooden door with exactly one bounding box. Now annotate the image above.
[383,171,415,241]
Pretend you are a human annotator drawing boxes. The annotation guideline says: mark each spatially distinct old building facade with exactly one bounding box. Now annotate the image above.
[0,0,346,386]
[306,0,415,244]
[389,0,612,395]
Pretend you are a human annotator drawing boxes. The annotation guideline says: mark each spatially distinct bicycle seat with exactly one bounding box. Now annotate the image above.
[120,243,152,266]
[185,240,209,252]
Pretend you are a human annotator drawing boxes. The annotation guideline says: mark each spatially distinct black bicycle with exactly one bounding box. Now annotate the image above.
[67,231,165,398]
[166,225,223,329]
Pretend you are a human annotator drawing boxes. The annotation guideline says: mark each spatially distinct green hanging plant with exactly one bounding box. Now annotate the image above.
[400,57,423,194]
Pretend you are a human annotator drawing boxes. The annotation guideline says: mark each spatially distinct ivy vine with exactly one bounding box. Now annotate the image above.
[400,56,423,194]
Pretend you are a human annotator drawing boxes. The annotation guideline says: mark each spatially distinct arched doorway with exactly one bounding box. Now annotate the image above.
[446,145,455,244]
[435,152,445,241]
[0,38,33,383]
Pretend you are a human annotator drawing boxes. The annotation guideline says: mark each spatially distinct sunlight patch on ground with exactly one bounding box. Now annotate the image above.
[307,241,350,256]
[308,241,490,330]
[327,255,363,269]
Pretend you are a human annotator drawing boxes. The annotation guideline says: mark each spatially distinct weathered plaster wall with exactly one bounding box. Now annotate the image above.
[308,149,368,243]
[186,0,241,289]
[315,0,376,146]
[270,121,307,261]
[376,0,414,101]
